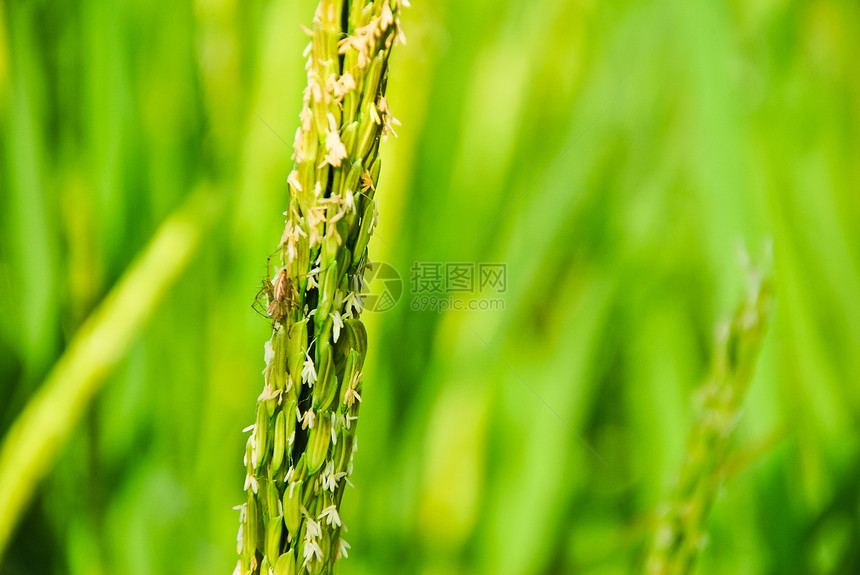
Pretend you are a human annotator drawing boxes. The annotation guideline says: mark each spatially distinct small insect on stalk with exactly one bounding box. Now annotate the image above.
[251,253,277,318]
[267,268,296,323]
[252,254,297,325]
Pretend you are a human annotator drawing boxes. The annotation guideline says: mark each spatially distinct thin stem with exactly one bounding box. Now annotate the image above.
[0,189,223,564]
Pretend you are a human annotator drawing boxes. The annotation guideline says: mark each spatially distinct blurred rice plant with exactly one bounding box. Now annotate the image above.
[1,0,859,574]
[645,259,774,575]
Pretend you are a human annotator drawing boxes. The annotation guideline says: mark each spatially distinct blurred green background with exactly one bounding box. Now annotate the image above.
[1,0,859,574]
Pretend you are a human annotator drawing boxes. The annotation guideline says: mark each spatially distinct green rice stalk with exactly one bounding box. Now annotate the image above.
[234,2,405,574]
[645,261,775,575]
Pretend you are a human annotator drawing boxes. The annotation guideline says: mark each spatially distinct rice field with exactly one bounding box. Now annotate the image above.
[1,1,859,574]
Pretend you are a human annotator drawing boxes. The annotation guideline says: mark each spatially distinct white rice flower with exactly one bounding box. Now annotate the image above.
[306,266,321,290]
[331,310,344,343]
[321,462,339,492]
[344,189,356,214]
[321,114,347,168]
[300,407,316,430]
[330,412,338,445]
[303,538,323,567]
[380,2,394,29]
[344,291,363,317]
[302,351,317,385]
[332,72,356,101]
[292,127,304,161]
[305,517,322,540]
[243,473,258,494]
[337,538,351,561]
[343,413,358,430]
[344,371,363,408]
[264,340,275,367]
[319,505,342,527]
[287,169,303,192]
